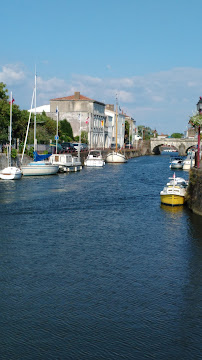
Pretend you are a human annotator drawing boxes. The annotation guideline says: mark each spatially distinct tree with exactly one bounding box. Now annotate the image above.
[59,119,73,140]
[125,120,130,140]
[74,131,88,144]
[138,125,154,140]
[0,82,9,101]
[189,113,202,139]
[171,133,183,138]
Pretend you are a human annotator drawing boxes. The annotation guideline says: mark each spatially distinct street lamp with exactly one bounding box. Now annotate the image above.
[196,97,202,168]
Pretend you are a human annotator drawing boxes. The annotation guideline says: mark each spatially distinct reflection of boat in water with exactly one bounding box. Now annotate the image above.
[161,146,177,154]
[48,153,82,172]
[182,151,195,170]
[161,203,184,213]
[160,174,188,206]
[169,156,183,169]
[84,150,105,167]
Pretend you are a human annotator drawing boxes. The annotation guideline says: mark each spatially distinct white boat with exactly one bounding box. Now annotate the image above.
[21,72,59,176]
[20,162,59,176]
[0,166,22,180]
[169,156,183,169]
[49,153,82,172]
[182,151,195,170]
[84,150,105,167]
[160,174,188,206]
[105,98,126,164]
[0,92,22,181]
[105,152,126,163]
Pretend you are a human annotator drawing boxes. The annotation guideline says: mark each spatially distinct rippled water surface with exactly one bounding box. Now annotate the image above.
[0,155,201,360]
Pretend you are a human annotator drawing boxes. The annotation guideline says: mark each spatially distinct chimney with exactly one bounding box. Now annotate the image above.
[106,104,114,111]
[74,92,80,100]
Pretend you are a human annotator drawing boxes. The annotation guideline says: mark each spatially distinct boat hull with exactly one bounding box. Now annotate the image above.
[49,154,82,172]
[170,162,183,169]
[84,159,105,167]
[160,194,185,206]
[21,163,59,176]
[183,161,195,170]
[0,167,22,180]
[105,152,126,163]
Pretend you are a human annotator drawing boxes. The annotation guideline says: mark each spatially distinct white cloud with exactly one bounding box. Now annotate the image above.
[0,64,25,84]
[2,63,202,134]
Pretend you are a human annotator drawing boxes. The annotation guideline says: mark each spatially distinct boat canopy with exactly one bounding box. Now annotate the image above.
[34,151,52,162]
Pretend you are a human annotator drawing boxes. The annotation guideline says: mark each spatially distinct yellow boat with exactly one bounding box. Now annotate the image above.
[160,175,188,206]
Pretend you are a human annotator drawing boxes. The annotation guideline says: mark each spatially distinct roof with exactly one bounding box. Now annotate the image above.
[28,105,50,113]
[50,91,105,105]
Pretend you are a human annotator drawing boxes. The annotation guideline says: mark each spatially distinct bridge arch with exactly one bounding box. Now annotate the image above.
[150,138,197,156]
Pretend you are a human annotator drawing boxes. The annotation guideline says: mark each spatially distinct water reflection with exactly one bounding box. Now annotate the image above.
[160,203,184,213]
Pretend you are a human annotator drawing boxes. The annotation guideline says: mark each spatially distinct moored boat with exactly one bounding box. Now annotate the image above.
[0,92,22,180]
[160,175,188,206]
[48,153,82,172]
[21,72,59,176]
[105,97,126,164]
[84,150,105,167]
[169,156,183,169]
[21,161,59,176]
[105,152,126,163]
[0,166,22,180]
[182,151,195,170]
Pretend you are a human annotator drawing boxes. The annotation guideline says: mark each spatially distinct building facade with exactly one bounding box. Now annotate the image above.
[124,114,136,145]
[50,92,107,149]
[105,105,126,148]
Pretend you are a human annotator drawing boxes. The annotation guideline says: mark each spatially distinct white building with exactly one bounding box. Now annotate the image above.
[105,104,125,148]
[28,105,50,113]
[49,92,107,149]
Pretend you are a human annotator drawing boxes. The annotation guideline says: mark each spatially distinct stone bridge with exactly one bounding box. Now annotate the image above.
[150,138,197,155]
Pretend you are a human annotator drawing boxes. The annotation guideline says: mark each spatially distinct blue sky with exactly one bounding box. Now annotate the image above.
[1,0,202,134]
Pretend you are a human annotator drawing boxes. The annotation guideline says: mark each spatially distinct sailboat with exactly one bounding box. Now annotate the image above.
[105,98,126,163]
[21,72,59,176]
[0,92,22,180]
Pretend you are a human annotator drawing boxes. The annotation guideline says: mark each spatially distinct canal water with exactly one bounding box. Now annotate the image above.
[0,155,201,360]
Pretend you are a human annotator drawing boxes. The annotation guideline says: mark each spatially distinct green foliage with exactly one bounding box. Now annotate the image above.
[11,148,18,159]
[125,121,130,138]
[60,135,73,142]
[171,133,183,138]
[189,114,202,127]
[81,131,88,144]
[0,82,9,100]
[27,146,34,157]
[60,119,73,139]
[138,125,154,140]
[74,131,88,144]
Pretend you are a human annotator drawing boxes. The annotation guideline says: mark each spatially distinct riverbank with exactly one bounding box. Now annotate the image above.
[0,141,152,169]
[186,166,202,216]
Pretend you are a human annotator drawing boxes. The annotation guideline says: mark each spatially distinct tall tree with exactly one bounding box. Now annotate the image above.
[59,119,73,141]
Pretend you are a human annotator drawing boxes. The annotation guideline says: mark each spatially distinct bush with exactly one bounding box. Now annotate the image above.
[11,148,18,159]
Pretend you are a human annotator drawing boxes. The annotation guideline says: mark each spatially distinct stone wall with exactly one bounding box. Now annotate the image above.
[0,154,33,170]
[186,167,202,216]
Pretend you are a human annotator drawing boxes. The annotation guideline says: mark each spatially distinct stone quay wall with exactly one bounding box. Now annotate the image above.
[186,167,202,216]
[0,141,152,170]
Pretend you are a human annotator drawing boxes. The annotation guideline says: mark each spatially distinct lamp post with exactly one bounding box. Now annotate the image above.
[196,97,202,168]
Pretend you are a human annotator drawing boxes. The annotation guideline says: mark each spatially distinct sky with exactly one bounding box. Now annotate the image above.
[1,0,202,135]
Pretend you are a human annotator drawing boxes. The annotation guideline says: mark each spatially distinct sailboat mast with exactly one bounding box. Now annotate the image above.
[9,91,12,167]
[115,96,118,152]
[34,70,37,152]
